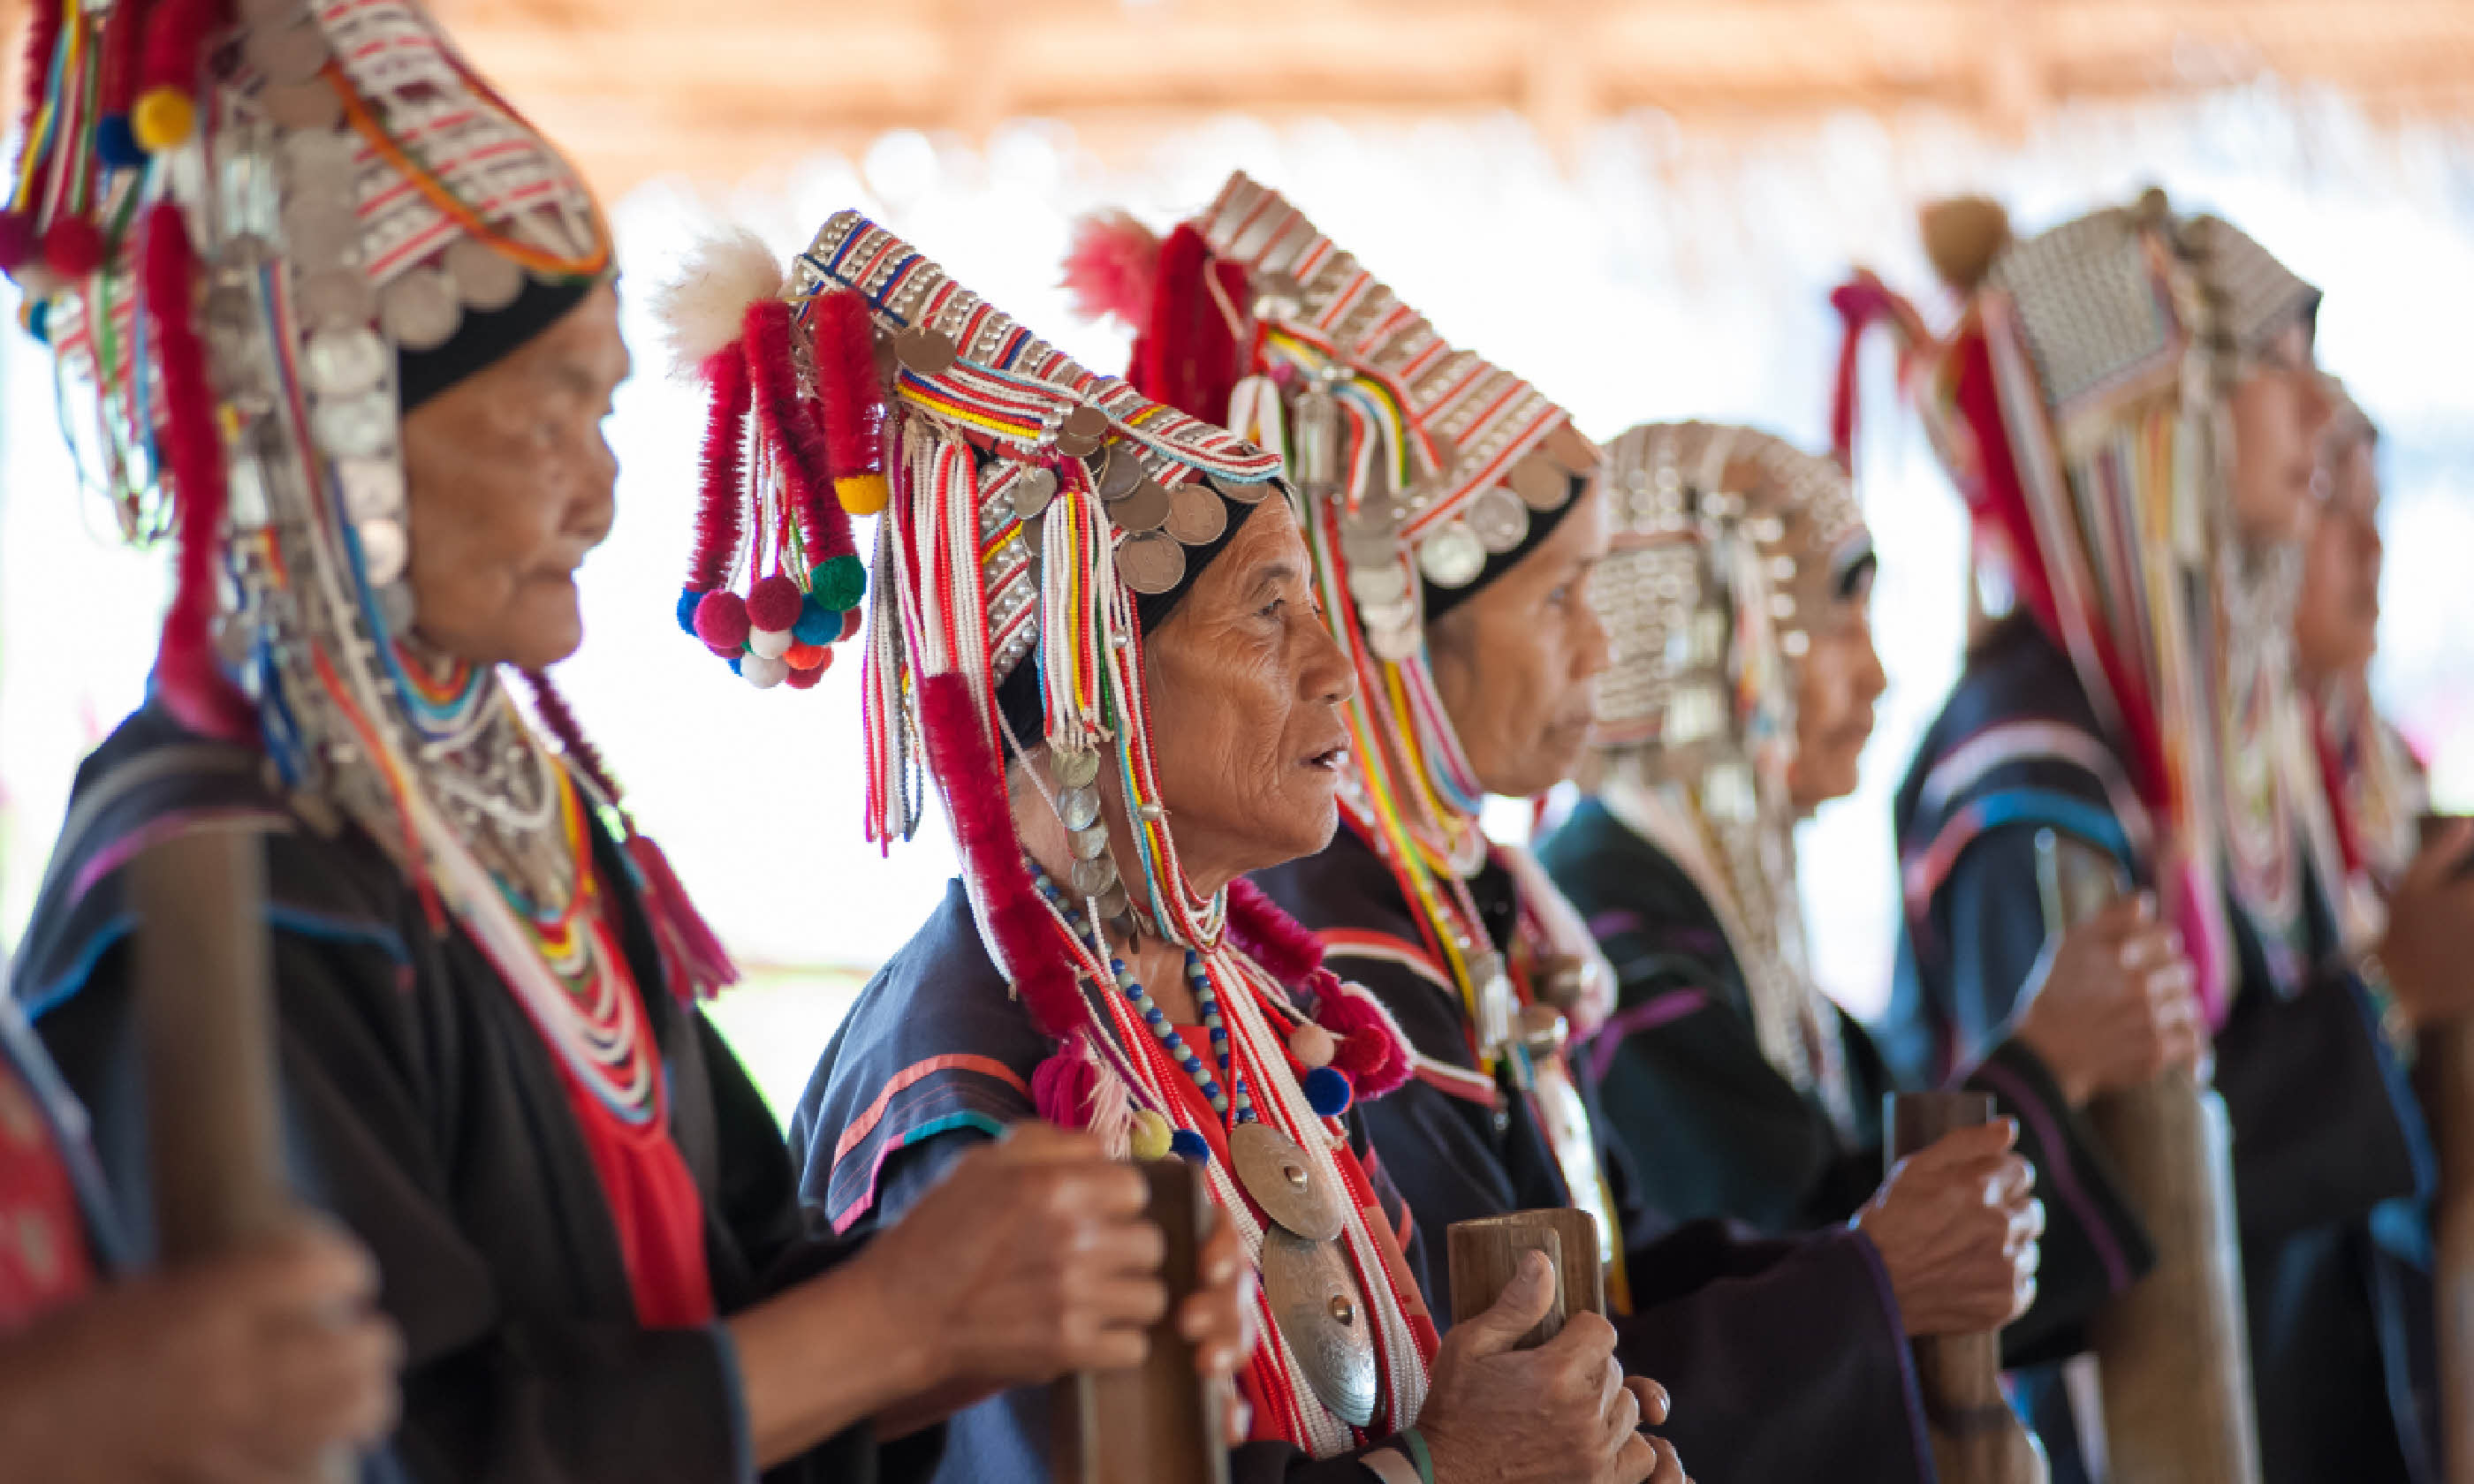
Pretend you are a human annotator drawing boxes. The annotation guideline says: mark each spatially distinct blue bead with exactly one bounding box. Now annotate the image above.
[1302,1066,1354,1117]
[675,587,702,636]
[96,116,143,170]
[1169,1129,1212,1164]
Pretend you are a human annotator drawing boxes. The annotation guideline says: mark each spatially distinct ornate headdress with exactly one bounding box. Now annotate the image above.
[1838,191,2324,1012]
[1076,174,1607,1065]
[662,210,1430,1444]
[1586,422,1871,1130]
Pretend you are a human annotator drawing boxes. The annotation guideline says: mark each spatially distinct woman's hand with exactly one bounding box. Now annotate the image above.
[0,1214,402,1484]
[1415,1251,1673,1484]
[2380,820,2474,1028]
[1853,1120,2042,1336]
[2015,893,2206,1105]
[1174,1216,1258,1444]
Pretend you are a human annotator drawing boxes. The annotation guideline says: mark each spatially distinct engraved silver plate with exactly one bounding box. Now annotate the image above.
[445,238,524,312]
[1115,532,1186,594]
[355,518,407,585]
[1051,748,1100,788]
[380,269,459,352]
[1057,785,1101,832]
[1207,471,1271,505]
[1164,482,1226,545]
[1468,486,1531,553]
[1109,480,1169,534]
[1230,1121,1345,1242]
[1009,466,1058,519]
[1259,1230,1377,1427]
[303,328,386,398]
[1415,520,1486,588]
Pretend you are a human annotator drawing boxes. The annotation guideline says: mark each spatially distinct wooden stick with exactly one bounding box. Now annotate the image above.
[2036,829,2261,1484]
[1052,1159,1228,1484]
[131,822,351,1484]
[2416,814,2474,1484]
[1886,1091,2048,1484]
[1446,1208,1605,1347]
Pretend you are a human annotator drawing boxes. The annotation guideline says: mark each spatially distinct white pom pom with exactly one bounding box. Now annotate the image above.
[651,225,786,379]
[748,627,792,658]
[742,653,789,688]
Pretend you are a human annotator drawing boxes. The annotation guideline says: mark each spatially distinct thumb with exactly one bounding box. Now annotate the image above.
[1458,1249,1556,1358]
[1911,1118,2017,1169]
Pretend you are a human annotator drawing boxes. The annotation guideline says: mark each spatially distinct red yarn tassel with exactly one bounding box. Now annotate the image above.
[687,348,750,590]
[743,299,855,564]
[915,672,1082,1037]
[1031,1034,1099,1128]
[1307,971,1412,1100]
[142,201,254,742]
[811,288,885,482]
[1127,224,1251,428]
[136,0,226,101]
[1825,271,1927,474]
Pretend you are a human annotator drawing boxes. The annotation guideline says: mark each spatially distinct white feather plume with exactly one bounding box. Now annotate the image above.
[650,226,786,379]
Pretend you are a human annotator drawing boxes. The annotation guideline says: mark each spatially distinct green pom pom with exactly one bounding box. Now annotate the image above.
[809,555,867,613]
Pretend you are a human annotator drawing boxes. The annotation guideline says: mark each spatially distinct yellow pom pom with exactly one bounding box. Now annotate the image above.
[836,472,890,517]
[1129,1109,1173,1162]
[132,89,195,154]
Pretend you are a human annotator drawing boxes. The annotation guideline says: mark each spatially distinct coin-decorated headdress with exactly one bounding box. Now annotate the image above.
[1586,422,1871,1129]
[1836,191,2322,1011]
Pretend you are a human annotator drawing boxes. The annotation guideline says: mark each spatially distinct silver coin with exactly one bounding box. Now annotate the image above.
[1052,747,1101,789]
[1109,480,1169,534]
[355,518,407,586]
[1339,519,1400,568]
[1054,428,1100,459]
[446,238,524,312]
[1207,471,1271,505]
[895,327,955,375]
[246,20,330,84]
[1115,532,1186,594]
[279,128,356,193]
[282,200,359,263]
[1230,1121,1346,1242]
[1415,520,1487,588]
[1097,443,1144,500]
[1367,617,1423,663]
[262,78,344,129]
[1008,466,1057,519]
[380,269,460,352]
[1164,482,1226,545]
[1057,785,1101,832]
[1095,881,1130,918]
[336,457,403,520]
[1347,561,1410,608]
[298,267,375,329]
[311,393,393,458]
[1068,855,1116,897]
[1258,1230,1377,1427]
[302,327,386,398]
[1508,452,1570,512]
[375,581,416,632]
[1468,486,1532,553]
[1355,596,1415,633]
[1060,405,1110,443]
[1069,825,1111,861]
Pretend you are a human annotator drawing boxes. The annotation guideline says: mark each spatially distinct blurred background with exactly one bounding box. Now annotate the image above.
[5,0,2472,1116]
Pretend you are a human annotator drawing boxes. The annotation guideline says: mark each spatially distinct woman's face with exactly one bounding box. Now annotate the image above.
[1427,481,1613,800]
[1785,565,1886,813]
[2295,435,2384,686]
[1142,497,1357,886]
[2226,319,2335,549]
[403,284,626,672]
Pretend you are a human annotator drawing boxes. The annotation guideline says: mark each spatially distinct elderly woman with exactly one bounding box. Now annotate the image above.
[771,212,1674,1484]
[1087,174,2036,1483]
[1539,423,2184,1362]
[1876,194,2474,1482]
[7,4,1198,1478]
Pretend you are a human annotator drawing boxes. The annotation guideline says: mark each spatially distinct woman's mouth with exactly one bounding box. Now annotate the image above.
[1302,745,1350,773]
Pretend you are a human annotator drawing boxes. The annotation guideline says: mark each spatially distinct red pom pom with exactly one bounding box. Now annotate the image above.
[692,589,750,648]
[704,641,739,659]
[783,641,826,670]
[1032,1041,1098,1129]
[785,662,824,690]
[0,210,36,272]
[43,216,104,276]
[839,609,863,642]
[1309,972,1413,1101]
[746,572,802,632]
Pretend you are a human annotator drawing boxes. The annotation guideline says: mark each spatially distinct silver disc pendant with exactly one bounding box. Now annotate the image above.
[1367,616,1423,663]
[1057,785,1102,832]
[1060,406,1111,443]
[303,327,387,398]
[1098,444,1144,500]
[1415,520,1487,588]
[1116,532,1186,594]
[1468,486,1531,553]
[1068,855,1116,897]
[336,456,404,520]
[1348,561,1410,608]
[1052,748,1101,789]
[1259,1230,1378,1427]
[1069,824,1111,860]
[1165,482,1227,545]
[380,269,460,352]
[1010,466,1058,519]
[1230,1121,1345,1242]
[1207,471,1271,505]
[1110,480,1170,534]
[312,393,393,458]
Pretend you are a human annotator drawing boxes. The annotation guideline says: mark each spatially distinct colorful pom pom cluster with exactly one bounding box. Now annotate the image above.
[677,284,889,691]
[3,0,222,324]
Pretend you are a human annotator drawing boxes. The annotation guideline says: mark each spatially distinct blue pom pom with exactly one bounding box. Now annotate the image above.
[24,299,50,344]
[1302,1066,1354,1117]
[1168,1129,1212,1165]
[792,598,839,646]
[675,587,704,637]
[95,116,144,170]
[727,655,744,676]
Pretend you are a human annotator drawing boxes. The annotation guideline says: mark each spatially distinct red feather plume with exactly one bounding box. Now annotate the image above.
[1062,210,1162,329]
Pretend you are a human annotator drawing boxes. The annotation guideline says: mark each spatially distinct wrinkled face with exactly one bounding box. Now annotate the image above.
[1143,497,1357,883]
[1427,481,1613,799]
[403,284,626,672]
[2295,434,2384,685]
[2226,318,2334,548]
[1786,564,1886,812]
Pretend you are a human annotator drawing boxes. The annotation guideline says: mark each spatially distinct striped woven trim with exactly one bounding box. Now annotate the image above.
[1901,786,2136,921]
[1317,928,1454,995]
